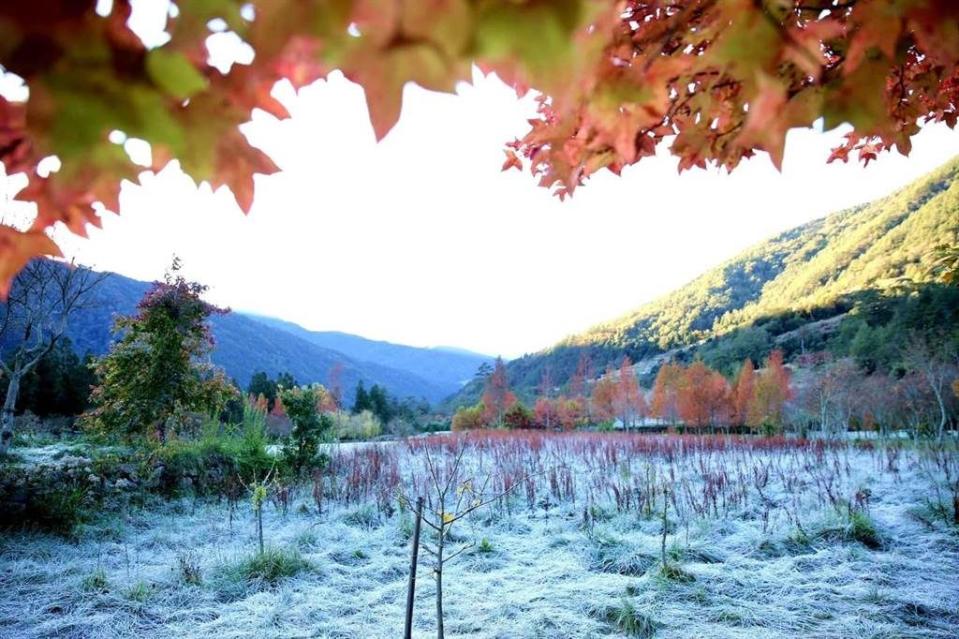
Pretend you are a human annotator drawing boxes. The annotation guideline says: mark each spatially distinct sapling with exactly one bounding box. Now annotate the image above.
[409,443,533,639]
[244,469,274,555]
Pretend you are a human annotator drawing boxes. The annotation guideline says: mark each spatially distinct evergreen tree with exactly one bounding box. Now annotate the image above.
[352,381,371,414]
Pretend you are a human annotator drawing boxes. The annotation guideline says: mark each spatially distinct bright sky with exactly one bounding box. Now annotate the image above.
[48,76,959,359]
[4,4,959,359]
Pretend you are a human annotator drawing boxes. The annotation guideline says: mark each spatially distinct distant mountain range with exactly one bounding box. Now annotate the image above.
[51,271,490,405]
[448,155,959,407]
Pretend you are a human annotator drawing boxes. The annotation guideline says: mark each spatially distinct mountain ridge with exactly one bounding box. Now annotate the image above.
[42,270,484,404]
[447,155,959,407]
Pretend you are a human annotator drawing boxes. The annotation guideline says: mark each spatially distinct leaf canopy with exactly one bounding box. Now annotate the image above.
[0,0,956,291]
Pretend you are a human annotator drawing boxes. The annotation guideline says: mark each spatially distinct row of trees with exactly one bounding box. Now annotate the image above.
[453,353,792,433]
[454,340,959,437]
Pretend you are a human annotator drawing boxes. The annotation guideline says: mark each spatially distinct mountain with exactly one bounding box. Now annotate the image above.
[244,316,490,393]
[450,156,959,406]
[45,270,482,404]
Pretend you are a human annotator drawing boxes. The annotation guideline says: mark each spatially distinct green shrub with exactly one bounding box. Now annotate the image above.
[278,386,332,477]
[596,599,659,638]
[126,580,151,602]
[656,562,696,583]
[344,504,381,528]
[334,410,382,441]
[82,567,109,592]
[151,418,275,495]
[848,511,882,549]
[228,547,310,585]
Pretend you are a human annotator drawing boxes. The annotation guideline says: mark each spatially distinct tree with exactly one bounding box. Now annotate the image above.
[352,381,371,414]
[278,385,332,476]
[13,338,96,418]
[451,403,486,432]
[732,358,756,427]
[614,356,646,429]
[901,333,957,441]
[368,384,393,426]
[555,396,586,431]
[502,402,533,430]
[2,1,956,290]
[0,259,102,453]
[651,362,684,425]
[931,228,959,285]
[678,360,730,430]
[533,397,559,430]
[746,350,792,433]
[83,260,234,443]
[481,357,515,427]
[590,366,619,424]
[327,362,344,410]
[247,371,278,412]
[536,366,554,430]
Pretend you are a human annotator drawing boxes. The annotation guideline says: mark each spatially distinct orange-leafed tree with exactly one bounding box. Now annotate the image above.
[590,365,619,424]
[555,396,586,431]
[614,356,646,429]
[651,362,685,426]
[678,361,731,430]
[481,356,516,427]
[536,366,555,430]
[732,358,756,427]
[746,350,793,433]
[1,1,957,291]
[533,397,558,431]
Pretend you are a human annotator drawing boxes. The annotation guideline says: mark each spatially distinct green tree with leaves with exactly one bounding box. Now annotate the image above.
[278,385,332,476]
[352,381,371,414]
[82,260,236,443]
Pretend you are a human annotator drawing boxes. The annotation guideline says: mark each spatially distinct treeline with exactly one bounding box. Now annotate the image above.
[453,352,793,433]
[0,338,96,419]
[454,334,959,437]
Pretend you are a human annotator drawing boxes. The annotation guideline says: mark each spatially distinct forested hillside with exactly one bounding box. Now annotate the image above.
[452,157,959,405]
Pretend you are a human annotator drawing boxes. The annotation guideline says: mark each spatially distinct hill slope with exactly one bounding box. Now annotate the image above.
[452,156,959,405]
[248,316,490,392]
[48,271,468,404]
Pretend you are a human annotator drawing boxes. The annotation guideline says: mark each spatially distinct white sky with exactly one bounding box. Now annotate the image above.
[50,74,959,358]
[4,3,959,358]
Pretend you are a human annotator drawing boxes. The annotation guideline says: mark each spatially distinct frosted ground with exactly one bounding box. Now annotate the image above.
[1,434,958,639]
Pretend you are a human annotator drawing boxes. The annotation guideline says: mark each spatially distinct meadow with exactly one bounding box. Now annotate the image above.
[1,431,957,639]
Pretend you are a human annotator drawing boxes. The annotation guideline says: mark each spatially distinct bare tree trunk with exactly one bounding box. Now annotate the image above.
[435,527,445,639]
[257,505,264,555]
[931,383,947,443]
[0,370,21,455]
[404,497,423,639]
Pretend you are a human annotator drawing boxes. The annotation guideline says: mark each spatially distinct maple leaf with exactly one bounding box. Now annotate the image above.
[0,227,61,297]
[501,150,522,172]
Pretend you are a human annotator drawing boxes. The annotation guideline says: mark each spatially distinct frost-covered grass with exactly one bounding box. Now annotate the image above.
[2,433,958,638]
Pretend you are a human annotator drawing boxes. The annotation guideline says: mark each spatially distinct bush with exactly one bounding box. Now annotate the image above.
[82,567,109,592]
[175,551,203,585]
[279,386,332,476]
[847,511,882,549]
[595,599,659,638]
[152,416,274,494]
[227,547,310,585]
[334,410,382,441]
[451,403,487,431]
[126,580,151,602]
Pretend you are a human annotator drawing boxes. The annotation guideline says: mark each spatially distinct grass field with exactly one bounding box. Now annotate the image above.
[2,432,958,638]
